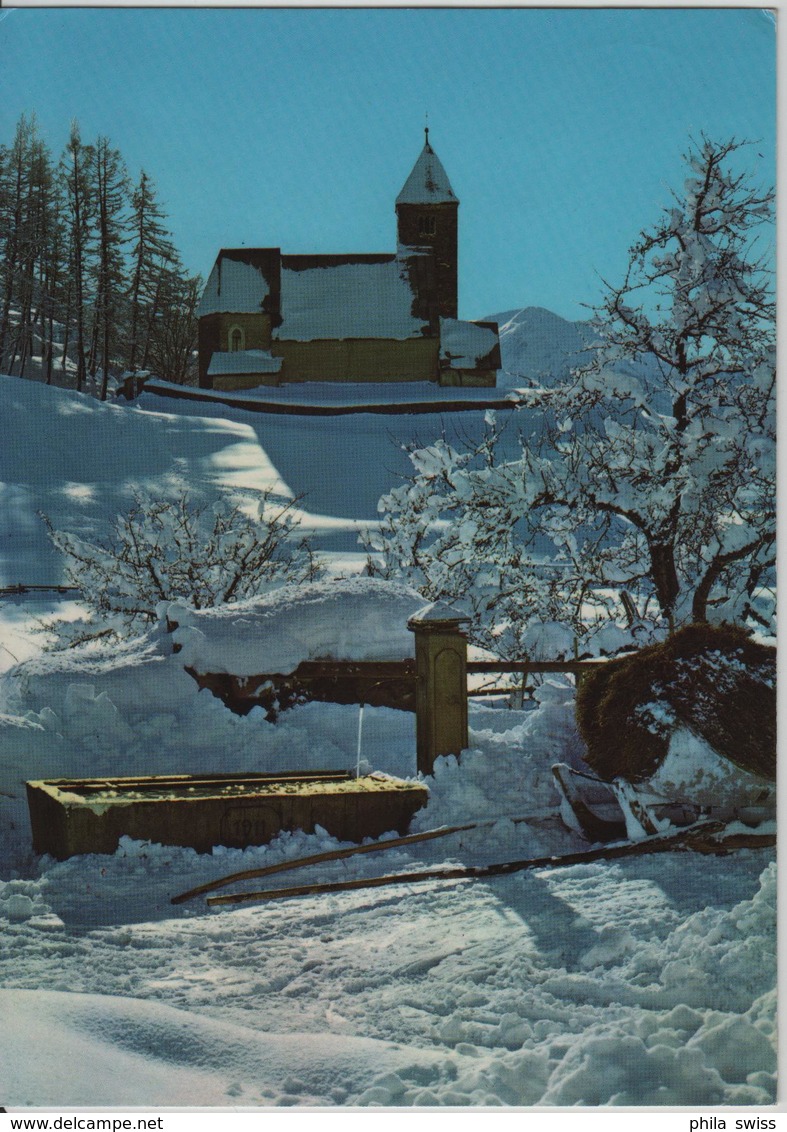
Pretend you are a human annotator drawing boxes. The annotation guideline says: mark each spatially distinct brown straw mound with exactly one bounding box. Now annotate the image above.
[576,624,776,783]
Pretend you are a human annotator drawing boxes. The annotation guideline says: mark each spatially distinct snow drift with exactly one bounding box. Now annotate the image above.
[168,577,427,676]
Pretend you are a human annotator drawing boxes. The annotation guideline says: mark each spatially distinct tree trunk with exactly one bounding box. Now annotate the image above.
[649,540,680,622]
[0,134,26,370]
[60,282,72,381]
[87,310,99,379]
[69,138,87,393]
[44,285,54,384]
[100,313,111,401]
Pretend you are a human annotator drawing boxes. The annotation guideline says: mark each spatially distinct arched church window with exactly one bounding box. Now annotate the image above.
[418,215,437,237]
[228,325,244,352]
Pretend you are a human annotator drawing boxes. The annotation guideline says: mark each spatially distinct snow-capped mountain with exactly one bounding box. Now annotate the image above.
[486,304,669,394]
[484,306,594,385]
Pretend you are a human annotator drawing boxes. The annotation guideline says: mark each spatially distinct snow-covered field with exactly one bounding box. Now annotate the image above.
[0,370,777,1110]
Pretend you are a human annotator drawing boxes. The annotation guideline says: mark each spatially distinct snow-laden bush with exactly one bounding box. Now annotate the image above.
[42,490,319,640]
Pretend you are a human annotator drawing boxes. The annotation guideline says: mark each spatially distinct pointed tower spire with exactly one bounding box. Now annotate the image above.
[396,132,457,206]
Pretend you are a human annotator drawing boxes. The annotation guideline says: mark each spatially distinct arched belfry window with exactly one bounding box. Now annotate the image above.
[418,215,437,237]
[228,325,245,352]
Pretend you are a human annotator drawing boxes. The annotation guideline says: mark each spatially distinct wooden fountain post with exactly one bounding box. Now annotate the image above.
[408,602,470,776]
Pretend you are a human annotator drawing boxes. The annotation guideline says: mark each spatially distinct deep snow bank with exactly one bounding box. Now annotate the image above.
[0,852,775,1106]
[0,373,294,585]
[0,987,461,1108]
[168,576,427,675]
[0,621,776,1106]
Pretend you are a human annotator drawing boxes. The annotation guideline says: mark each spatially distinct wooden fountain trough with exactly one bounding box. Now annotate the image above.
[26,771,429,859]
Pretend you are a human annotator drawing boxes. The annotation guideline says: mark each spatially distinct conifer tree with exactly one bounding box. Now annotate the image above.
[146,265,201,384]
[62,122,94,391]
[126,170,177,373]
[0,114,37,371]
[13,135,58,378]
[0,114,203,392]
[89,136,130,399]
[39,173,67,385]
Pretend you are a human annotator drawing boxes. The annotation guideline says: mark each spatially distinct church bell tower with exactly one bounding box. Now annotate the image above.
[396,129,459,320]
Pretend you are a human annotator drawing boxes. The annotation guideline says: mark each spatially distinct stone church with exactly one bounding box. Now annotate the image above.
[197,132,501,391]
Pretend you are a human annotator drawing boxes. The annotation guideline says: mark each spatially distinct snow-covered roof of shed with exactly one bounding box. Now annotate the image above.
[440,318,501,370]
[207,350,283,377]
[396,136,458,206]
[166,577,429,676]
[196,249,279,317]
[275,254,429,342]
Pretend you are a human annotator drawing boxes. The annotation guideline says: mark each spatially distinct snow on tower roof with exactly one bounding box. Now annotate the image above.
[396,134,458,207]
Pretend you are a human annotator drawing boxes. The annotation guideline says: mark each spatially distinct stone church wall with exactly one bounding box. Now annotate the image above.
[273,336,439,383]
[198,313,274,387]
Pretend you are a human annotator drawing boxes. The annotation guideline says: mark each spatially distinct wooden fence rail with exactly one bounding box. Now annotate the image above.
[0,584,79,597]
[467,659,609,676]
[466,658,614,703]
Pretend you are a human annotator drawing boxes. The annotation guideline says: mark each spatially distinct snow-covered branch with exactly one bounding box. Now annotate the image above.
[366,138,775,653]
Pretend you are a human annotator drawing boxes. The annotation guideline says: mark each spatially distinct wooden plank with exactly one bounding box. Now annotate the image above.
[0,584,79,596]
[172,821,477,904]
[295,660,416,678]
[467,660,609,674]
[206,820,741,907]
[467,687,532,698]
[41,770,352,793]
[172,810,557,904]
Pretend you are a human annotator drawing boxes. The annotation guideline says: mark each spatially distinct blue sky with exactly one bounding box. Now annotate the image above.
[0,7,776,321]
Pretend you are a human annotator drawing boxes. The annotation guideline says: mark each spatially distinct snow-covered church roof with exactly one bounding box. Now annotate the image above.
[196,249,280,318]
[278,254,429,341]
[197,249,432,341]
[396,134,458,206]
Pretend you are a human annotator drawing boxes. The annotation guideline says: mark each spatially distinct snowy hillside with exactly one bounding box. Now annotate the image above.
[0,376,294,585]
[0,372,777,1110]
[0,374,522,576]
